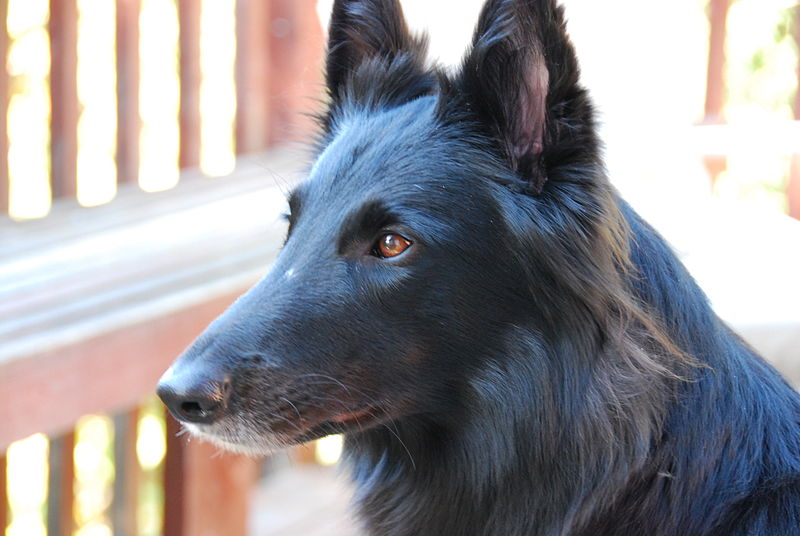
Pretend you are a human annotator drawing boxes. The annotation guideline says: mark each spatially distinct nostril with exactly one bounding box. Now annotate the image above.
[180,400,208,418]
[156,374,231,425]
[179,396,224,419]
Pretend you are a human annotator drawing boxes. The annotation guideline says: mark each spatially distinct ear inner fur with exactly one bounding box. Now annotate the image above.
[321,0,436,133]
[457,0,590,195]
[326,0,415,96]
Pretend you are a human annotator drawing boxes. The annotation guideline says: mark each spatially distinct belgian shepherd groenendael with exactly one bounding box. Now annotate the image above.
[157,0,800,534]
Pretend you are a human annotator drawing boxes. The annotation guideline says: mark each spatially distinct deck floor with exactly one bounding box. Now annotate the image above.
[250,460,363,536]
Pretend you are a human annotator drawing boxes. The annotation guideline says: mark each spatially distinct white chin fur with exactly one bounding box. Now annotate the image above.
[182,423,287,457]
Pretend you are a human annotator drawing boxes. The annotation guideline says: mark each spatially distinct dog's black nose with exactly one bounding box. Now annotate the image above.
[156,369,231,425]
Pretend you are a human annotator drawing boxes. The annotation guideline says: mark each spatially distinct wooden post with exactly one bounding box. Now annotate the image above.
[47,432,76,536]
[163,414,260,536]
[790,161,800,219]
[236,0,272,155]
[702,0,729,186]
[178,0,201,170]
[789,5,800,220]
[112,409,140,536]
[183,438,260,536]
[49,0,79,200]
[266,0,325,145]
[163,415,186,536]
[1,453,7,535]
[0,0,9,215]
[117,0,140,185]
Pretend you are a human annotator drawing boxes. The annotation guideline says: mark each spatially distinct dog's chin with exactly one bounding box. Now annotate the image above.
[176,405,389,456]
[181,419,354,456]
[183,423,293,457]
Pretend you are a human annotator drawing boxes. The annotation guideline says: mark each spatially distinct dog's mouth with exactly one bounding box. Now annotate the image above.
[295,405,387,443]
[167,368,394,453]
[186,400,389,454]
[331,406,379,425]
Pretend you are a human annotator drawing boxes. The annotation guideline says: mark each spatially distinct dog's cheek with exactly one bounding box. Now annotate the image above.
[402,345,427,365]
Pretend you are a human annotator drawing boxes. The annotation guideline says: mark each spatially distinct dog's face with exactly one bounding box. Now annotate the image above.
[158,96,519,454]
[158,0,595,454]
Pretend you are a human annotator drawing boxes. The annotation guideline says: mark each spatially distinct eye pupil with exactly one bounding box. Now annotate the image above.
[376,233,411,258]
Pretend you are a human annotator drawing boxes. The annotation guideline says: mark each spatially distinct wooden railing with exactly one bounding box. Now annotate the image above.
[0,1,324,535]
[0,0,324,217]
[1,153,306,535]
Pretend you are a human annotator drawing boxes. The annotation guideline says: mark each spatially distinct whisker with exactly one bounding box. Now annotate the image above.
[299,379,384,408]
[296,373,355,396]
[381,423,417,470]
[280,396,303,420]
[272,413,307,436]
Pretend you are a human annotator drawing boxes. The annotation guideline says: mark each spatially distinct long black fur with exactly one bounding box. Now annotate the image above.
[158,1,800,534]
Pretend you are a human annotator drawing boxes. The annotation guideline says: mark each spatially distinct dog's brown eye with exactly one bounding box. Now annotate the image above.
[374,233,412,259]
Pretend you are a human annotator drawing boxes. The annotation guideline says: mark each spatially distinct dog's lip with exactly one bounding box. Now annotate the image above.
[300,405,386,439]
[330,406,378,425]
[188,404,387,448]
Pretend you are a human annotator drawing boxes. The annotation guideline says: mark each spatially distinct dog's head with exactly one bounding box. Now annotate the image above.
[157,0,606,454]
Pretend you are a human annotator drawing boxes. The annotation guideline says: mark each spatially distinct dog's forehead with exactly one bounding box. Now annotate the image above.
[304,97,444,206]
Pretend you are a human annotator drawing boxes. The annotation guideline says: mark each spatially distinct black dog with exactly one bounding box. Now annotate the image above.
[157,0,800,534]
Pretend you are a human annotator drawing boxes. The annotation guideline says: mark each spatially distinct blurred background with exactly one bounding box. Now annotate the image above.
[0,1,798,535]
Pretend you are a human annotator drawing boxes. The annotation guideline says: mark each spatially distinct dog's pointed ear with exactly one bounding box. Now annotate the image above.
[456,0,593,194]
[325,0,430,109]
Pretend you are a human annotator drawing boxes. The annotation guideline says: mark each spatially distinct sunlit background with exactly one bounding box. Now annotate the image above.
[8,0,799,220]
[8,0,237,220]
[2,0,799,535]
[4,0,238,532]
[137,0,180,194]
[7,0,51,219]
[6,400,165,536]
